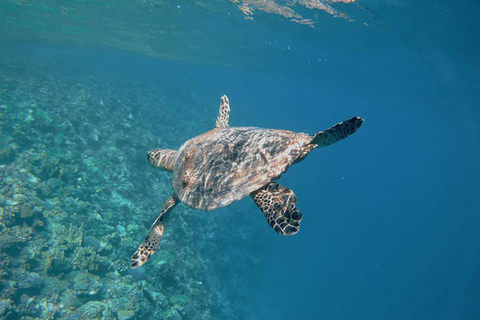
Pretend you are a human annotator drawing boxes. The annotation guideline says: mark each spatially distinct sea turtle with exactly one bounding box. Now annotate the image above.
[131,95,363,268]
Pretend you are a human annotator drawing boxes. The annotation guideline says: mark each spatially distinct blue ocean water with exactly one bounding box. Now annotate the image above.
[0,1,479,319]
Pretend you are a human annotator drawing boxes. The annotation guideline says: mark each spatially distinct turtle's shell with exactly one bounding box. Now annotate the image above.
[172,127,311,211]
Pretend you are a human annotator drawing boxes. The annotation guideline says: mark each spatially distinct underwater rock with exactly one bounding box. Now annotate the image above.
[94,255,113,272]
[14,269,44,289]
[73,272,102,296]
[116,224,126,237]
[40,276,68,299]
[127,267,146,281]
[16,293,43,317]
[4,199,18,206]
[0,225,30,249]
[71,246,98,271]
[83,235,103,252]
[169,294,190,305]
[117,309,135,320]
[164,308,182,320]
[0,298,12,318]
[47,177,63,190]
[78,301,106,319]
[20,204,35,218]
[126,223,138,233]
[50,254,74,273]
[66,313,83,320]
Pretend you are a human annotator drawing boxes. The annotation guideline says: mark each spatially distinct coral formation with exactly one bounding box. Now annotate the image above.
[0,50,268,320]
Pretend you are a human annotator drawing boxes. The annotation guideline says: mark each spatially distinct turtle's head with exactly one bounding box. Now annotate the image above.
[146,148,177,172]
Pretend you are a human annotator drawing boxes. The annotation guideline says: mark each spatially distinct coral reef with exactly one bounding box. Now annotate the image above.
[0,50,267,320]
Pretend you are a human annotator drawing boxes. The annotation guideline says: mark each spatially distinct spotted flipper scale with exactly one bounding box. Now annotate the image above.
[251,182,303,236]
[131,195,177,268]
[312,116,364,148]
[215,95,230,128]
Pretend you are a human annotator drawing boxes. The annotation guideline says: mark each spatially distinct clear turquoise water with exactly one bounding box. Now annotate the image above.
[0,1,479,319]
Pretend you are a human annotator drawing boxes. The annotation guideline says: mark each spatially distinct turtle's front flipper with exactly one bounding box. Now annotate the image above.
[215,95,230,128]
[131,195,178,269]
[251,182,303,236]
[147,149,177,172]
[312,116,364,148]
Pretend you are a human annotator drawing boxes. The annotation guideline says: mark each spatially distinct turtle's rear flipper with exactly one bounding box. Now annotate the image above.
[131,195,178,269]
[251,182,303,236]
